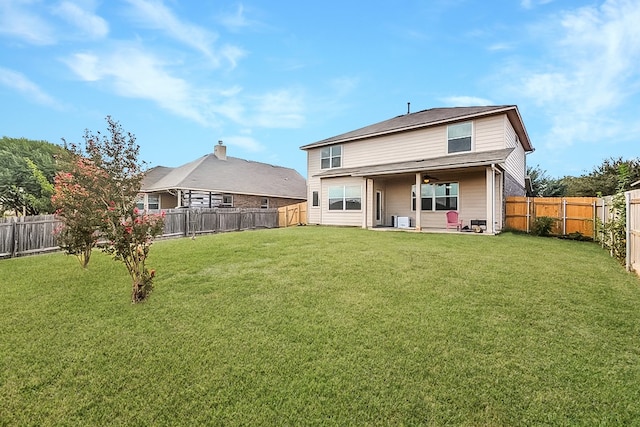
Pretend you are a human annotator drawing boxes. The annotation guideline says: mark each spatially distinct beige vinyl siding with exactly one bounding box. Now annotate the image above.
[341,126,446,168]
[307,149,323,224]
[385,178,415,224]
[307,182,321,224]
[307,147,322,179]
[474,116,506,152]
[320,176,365,227]
[503,118,527,188]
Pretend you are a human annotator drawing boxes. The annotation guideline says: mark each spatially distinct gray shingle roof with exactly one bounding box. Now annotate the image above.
[141,154,307,199]
[301,105,533,152]
[313,148,515,178]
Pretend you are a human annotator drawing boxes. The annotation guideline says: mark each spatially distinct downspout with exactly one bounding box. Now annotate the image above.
[493,166,503,233]
[415,173,422,231]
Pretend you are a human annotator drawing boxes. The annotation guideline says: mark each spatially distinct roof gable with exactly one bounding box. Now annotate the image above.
[300,105,533,152]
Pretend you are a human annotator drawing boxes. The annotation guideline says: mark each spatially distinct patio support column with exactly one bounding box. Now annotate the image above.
[415,173,422,231]
[363,178,373,229]
[486,167,494,234]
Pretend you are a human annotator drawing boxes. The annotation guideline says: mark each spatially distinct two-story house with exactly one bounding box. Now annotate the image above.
[300,105,534,234]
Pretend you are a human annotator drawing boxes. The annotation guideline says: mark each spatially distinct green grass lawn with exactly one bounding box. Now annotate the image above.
[2,227,640,426]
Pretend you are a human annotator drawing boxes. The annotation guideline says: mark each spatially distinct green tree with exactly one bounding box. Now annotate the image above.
[564,157,640,197]
[0,137,68,215]
[527,165,566,197]
[597,163,629,264]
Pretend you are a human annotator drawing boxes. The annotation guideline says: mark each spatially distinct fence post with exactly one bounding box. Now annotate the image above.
[526,197,531,233]
[592,200,596,240]
[562,198,567,235]
[10,218,17,258]
[626,191,631,272]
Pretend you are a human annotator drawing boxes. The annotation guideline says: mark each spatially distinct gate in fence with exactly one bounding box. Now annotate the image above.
[278,202,307,227]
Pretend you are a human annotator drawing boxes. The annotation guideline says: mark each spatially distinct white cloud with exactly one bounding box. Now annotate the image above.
[51,1,109,39]
[487,42,513,51]
[0,0,56,45]
[222,134,264,152]
[65,47,211,125]
[250,89,305,128]
[0,67,61,108]
[441,96,494,106]
[521,0,554,10]
[219,4,251,32]
[124,0,246,68]
[517,0,640,149]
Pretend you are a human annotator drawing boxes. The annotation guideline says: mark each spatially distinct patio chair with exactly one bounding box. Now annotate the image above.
[446,211,463,231]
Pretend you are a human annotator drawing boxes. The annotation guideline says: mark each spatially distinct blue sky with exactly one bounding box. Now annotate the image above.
[1,0,639,179]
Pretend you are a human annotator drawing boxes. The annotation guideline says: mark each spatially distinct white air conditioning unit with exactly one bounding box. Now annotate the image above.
[397,216,410,229]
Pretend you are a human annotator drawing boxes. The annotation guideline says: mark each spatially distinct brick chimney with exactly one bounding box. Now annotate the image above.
[214,140,227,160]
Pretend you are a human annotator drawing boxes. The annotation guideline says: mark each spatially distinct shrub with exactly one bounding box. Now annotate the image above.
[531,216,556,236]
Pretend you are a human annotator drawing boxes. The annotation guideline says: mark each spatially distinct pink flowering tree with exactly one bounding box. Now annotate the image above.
[51,157,107,268]
[58,116,165,303]
[102,205,165,302]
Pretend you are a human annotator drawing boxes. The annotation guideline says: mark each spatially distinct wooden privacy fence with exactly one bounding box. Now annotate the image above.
[0,208,278,259]
[162,208,278,238]
[0,215,61,258]
[278,202,307,227]
[505,197,601,238]
[626,189,640,275]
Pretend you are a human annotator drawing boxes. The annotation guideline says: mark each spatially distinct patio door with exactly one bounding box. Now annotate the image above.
[375,191,384,226]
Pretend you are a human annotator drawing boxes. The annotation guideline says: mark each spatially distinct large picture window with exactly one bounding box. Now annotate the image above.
[448,122,472,153]
[321,145,342,169]
[328,185,361,210]
[412,183,458,211]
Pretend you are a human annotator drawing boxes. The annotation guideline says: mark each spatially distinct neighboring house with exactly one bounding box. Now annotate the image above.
[139,143,307,210]
[300,105,534,234]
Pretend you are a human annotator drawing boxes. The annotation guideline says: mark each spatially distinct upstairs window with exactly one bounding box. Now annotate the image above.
[448,122,472,154]
[321,145,342,169]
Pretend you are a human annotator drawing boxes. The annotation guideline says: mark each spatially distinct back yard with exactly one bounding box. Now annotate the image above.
[1,227,640,425]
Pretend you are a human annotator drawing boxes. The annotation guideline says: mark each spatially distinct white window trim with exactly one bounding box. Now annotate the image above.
[411,182,459,212]
[328,184,362,211]
[447,121,473,154]
[221,194,233,207]
[320,145,342,169]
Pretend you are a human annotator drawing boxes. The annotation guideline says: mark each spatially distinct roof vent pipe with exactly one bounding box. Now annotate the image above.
[407,102,410,114]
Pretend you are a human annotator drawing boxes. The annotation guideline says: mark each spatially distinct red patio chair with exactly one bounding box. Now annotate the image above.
[446,211,463,231]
